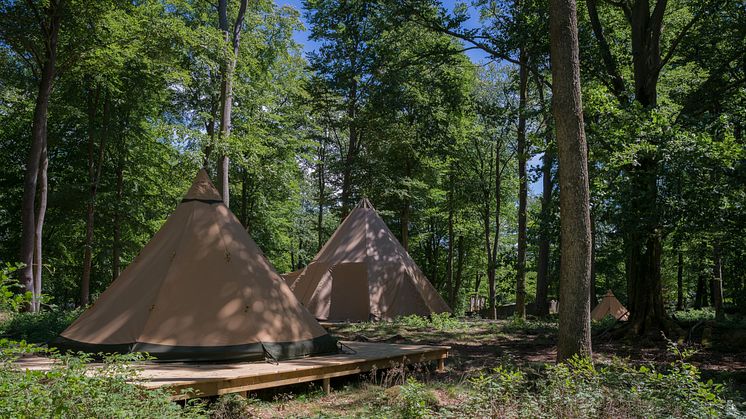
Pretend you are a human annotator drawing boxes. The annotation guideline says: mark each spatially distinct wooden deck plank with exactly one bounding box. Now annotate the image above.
[14,341,449,400]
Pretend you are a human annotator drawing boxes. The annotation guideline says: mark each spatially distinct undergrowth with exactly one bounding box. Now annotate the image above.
[0,340,207,418]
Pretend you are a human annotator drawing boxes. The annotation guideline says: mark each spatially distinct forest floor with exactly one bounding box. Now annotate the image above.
[243,317,746,418]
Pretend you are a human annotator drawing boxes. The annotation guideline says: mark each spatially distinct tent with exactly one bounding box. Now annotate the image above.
[591,290,629,321]
[284,198,451,321]
[55,170,337,362]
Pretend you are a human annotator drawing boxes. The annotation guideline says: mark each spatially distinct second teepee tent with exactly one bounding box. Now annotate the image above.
[285,198,451,321]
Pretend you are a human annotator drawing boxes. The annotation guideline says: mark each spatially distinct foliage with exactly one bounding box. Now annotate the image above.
[393,313,462,331]
[0,263,30,312]
[0,340,206,418]
[0,310,81,344]
[395,378,437,419]
[458,350,739,418]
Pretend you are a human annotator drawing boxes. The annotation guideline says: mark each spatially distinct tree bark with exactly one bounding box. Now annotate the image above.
[536,76,553,317]
[550,0,593,361]
[454,235,465,307]
[217,0,249,208]
[676,250,684,310]
[712,244,724,321]
[112,162,123,281]
[515,49,529,320]
[535,147,552,316]
[33,145,48,312]
[340,77,359,217]
[19,1,62,312]
[81,88,109,307]
[317,130,327,251]
[400,202,409,252]
[446,177,455,307]
[589,215,598,307]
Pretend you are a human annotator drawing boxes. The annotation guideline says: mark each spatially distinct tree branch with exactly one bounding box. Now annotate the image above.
[586,0,627,103]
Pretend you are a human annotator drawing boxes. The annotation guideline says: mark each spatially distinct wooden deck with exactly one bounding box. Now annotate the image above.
[15,341,449,400]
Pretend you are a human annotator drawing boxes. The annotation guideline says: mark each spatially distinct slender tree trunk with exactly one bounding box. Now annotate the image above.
[536,149,552,316]
[317,130,327,251]
[340,79,358,217]
[536,78,553,317]
[453,235,465,307]
[550,0,593,361]
[515,49,528,319]
[217,0,249,208]
[695,271,708,309]
[33,146,48,312]
[401,202,410,252]
[490,139,502,320]
[589,215,598,307]
[712,244,724,321]
[240,167,249,228]
[112,162,123,280]
[20,2,62,312]
[446,173,455,306]
[676,250,684,310]
[81,88,109,307]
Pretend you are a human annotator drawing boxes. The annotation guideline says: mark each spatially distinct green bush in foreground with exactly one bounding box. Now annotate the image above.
[0,340,206,418]
[460,350,739,418]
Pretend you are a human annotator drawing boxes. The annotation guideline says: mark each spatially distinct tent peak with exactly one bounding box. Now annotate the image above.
[183,169,222,202]
[355,197,375,210]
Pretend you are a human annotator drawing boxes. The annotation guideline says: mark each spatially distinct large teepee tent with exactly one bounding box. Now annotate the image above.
[591,290,629,321]
[55,170,337,362]
[284,199,451,321]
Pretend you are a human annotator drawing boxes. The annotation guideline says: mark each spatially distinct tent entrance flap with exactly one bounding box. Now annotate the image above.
[329,263,370,321]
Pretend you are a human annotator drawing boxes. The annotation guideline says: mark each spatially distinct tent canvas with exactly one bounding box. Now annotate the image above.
[55,170,337,362]
[284,198,451,321]
[591,290,629,321]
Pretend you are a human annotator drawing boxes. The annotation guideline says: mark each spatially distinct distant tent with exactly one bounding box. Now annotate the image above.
[55,170,337,362]
[284,198,451,321]
[591,290,629,321]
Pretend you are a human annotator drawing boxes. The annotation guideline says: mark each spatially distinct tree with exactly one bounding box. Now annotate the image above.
[0,0,65,311]
[549,0,593,361]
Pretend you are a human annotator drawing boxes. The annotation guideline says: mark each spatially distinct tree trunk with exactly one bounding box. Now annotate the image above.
[536,77,553,318]
[33,146,48,312]
[446,174,455,306]
[400,202,410,251]
[81,88,109,307]
[549,0,593,361]
[515,49,528,320]
[712,244,724,321]
[589,215,598,307]
[112,162,123,281]
[453,235,465,308]
[340,79,359,217]
[240,167,248,228]
[19,2,61,312]
[217,0,249,208]
[317,130,327,251]
[676,250,684,310]
[694,271,708,309]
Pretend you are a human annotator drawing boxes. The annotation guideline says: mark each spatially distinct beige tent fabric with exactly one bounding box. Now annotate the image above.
[286,198,451,321]
[591,290,629,321]
[56,170,336,361]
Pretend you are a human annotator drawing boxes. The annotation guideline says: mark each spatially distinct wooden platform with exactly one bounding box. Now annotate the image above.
[15,341,449,400]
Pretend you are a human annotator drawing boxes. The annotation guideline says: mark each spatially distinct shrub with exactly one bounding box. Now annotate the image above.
[457,345,740,418]
[0,309,81,343]
[0,340,205,418]
[396,378,437,419]
[0,263,31,312]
